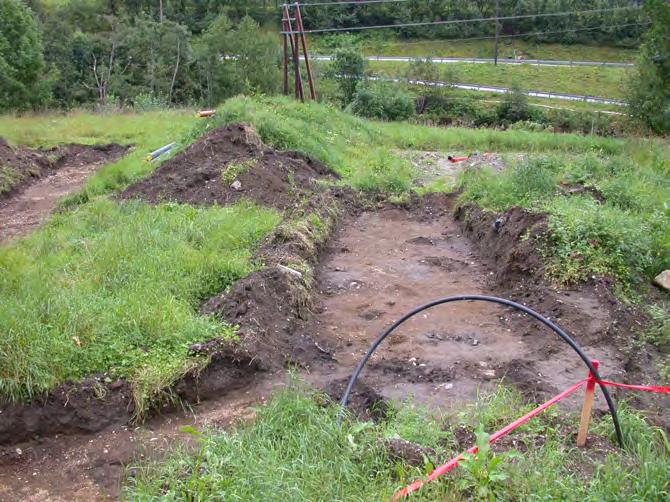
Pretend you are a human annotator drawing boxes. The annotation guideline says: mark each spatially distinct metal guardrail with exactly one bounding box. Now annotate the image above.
[367,75,626,106]
[310,54,634,68]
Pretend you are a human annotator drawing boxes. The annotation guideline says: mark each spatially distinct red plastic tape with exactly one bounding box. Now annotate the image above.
[597,379,670,394]
[392,379,587,500]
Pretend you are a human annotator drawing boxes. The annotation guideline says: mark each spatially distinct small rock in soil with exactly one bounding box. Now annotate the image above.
[653,270,670,292]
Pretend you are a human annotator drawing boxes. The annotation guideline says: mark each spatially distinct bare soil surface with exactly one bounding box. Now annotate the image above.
[0,142,129,240]
[0,375,281,502]
[120,123,337,210]
[301,197,628,414]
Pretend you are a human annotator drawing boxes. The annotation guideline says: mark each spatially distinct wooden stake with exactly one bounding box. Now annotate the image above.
[294,3,317,100]
[576,359,600,447]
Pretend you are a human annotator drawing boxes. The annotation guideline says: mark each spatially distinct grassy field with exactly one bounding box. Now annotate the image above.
[1,96,667,405]
[312,36,639,63]
[368,60,629,99]
[125,382,670,501]
[0,200,279,408]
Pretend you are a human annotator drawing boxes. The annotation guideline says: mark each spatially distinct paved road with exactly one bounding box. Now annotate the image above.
[309,54,633,68]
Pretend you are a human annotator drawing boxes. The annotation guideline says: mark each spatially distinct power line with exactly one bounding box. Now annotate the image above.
[354,21,649,47]
[292,0,409,7]
[281,6,641,34]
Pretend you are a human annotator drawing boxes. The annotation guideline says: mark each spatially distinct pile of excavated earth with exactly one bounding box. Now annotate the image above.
[1,124,667,500]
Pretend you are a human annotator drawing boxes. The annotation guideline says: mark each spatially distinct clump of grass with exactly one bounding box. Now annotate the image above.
[221,158,258,184]
[0,199,280,406]
[0,165,20,194]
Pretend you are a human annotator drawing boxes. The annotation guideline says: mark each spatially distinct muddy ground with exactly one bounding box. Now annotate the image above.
[1,131,666,500]
[0,141,129,240]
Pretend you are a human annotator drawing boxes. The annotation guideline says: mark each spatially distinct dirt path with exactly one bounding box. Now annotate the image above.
[0,374,281,501]
[0,144,129,241]
[303,205,626,412]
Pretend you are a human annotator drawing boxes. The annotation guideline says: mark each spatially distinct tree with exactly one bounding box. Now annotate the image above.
[497,82,531,123]
[627,0,670,134]
[329,47,366,105]
[0,0,50,110]
[193,15,280,106]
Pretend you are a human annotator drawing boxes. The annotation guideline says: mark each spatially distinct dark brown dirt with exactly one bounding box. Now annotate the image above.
[0,378,133,446]
[0,138,128,200]
[120,123,337,210]
[0,141,129,240]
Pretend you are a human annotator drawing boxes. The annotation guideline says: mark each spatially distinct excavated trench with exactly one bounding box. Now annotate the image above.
[1,125,666,501]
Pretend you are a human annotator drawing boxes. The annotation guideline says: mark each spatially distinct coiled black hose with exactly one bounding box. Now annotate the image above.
[337,294,623,447]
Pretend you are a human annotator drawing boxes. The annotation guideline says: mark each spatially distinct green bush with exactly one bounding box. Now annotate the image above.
[349,82,415,121]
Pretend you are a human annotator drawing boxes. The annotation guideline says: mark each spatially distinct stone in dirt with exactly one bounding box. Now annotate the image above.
[653,270,670,292]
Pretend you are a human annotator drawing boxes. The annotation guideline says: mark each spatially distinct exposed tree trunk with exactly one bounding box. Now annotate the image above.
[169,37,181,103]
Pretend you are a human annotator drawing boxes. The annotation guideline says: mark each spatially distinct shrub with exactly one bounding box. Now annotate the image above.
[349,82,415,121]
[496,83,531,123]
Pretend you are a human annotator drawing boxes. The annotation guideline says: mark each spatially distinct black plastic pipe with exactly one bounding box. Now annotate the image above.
[337,294,623,447]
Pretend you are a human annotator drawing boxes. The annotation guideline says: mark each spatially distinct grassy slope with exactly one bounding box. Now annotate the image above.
[312,37,639,63]
[125,384,670,501]
[0,200,279,406]
[369,60,629,99]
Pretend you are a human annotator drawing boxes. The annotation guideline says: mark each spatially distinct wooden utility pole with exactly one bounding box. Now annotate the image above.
[294,3,317,100]
[282,4,304,101]
[494,0,500,66]
[283,29,289,95]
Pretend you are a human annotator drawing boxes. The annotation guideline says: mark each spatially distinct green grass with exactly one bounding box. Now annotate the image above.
[211,96,668,290]
[123,383,670,501]
[458,153,670,288]
[0,199,280,408]
[369,60,630,99]
[0,109,198,205]
[313,36,639,63]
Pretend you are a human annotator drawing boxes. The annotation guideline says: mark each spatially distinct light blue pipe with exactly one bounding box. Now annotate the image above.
[146,142,175,161]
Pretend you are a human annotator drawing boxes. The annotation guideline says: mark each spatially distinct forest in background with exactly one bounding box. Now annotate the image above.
[1,0,668,133]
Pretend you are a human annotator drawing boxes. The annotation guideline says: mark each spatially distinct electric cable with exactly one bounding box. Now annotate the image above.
[336,294,624,447]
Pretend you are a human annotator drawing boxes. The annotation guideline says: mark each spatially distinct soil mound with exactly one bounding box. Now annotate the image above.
[0,139,128,199]
[120,123,338,210]
[455,202,547,282]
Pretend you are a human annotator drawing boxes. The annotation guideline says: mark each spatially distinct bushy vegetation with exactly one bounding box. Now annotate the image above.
[0,200,279,407]
[348,82,415,122]
[0,0,50,111]
[124,383,670,501]
[302,0,644,46]
[627,0,670,133]
[459,153,669,288]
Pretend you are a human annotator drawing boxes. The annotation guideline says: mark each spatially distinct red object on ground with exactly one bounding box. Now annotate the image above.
[447,155,469,163]
[392,378,588,500]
